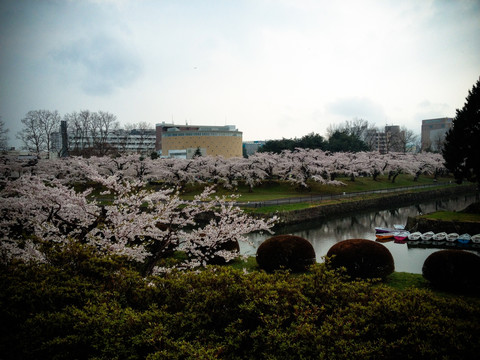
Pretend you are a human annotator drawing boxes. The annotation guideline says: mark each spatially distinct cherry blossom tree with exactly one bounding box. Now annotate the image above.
[0,167,277,274]
[0,151,448,197]
[158,157,200,189]
[0,175,101,264]
[248,151,280,181]
[414,152,446,180]
[237,156,268,192]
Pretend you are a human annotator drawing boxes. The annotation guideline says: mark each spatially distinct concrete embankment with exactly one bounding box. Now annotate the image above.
[255,185,477,227]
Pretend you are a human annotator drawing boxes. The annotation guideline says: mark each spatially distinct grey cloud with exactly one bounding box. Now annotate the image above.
[52,35,142,96]
[326,97,386,122]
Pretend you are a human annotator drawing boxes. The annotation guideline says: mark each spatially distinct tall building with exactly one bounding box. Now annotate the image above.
[366,130,387,154]
[155,123,243,158]
[384,125,405,153]
[421,117,453,152]
[367,125,405,153]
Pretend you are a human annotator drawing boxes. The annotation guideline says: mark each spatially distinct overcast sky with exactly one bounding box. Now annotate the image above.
[1,0,479,147]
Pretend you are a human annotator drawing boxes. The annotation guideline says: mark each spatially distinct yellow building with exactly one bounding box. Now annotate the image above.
[156,123,243,158]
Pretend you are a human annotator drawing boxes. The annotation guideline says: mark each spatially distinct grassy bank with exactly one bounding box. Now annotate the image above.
[89,175,466,211]
[180,175,464,216]
[420,211,480,222]
[181,174,456,202]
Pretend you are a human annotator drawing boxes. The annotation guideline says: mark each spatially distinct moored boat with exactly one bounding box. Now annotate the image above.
[471,234,480,244]
[446,233,459,242]
[457,233,471,244]
[393,224,405,230]
[408,231,422,241]
[375,232,396,240]
[375,227,394,234]
[421,231,434,241]
[432,232,447,242]
[394,231,410,243]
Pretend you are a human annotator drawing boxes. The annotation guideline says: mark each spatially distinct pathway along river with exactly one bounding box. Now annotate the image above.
[243,193,480,274]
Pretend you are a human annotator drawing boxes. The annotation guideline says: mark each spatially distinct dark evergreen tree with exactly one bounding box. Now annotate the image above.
[259,133,325,153]
[259,138,296,153]
[442,77,480,189]
[297,132,325,150]
[326,130,369,152]
[193,147,202,158]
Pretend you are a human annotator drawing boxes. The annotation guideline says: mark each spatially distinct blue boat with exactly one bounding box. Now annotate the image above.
[457,233,471,244]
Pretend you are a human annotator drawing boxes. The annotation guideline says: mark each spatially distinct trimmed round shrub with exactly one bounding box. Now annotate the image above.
[326,239,394,279]
[256,235,316,272]
[422,249,480,293]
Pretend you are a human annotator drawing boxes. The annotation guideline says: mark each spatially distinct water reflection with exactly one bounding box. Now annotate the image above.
[244,194,479,274]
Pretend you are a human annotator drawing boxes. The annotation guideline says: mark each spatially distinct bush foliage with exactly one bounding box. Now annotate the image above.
[256,234,316,272]
[1,244,480,360]
[422,249,480,294]
[326,238,395,279]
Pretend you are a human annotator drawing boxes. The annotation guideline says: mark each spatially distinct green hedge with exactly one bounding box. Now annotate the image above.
[1,246,480,359]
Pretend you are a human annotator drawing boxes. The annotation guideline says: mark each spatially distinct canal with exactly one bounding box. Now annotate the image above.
[244,193,480,274]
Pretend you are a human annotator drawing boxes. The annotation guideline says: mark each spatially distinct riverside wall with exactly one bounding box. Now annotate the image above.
[257,185,477,227]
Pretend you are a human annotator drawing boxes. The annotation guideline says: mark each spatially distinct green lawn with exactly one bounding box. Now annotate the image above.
[180,174,457,202]
[85,175,461,207]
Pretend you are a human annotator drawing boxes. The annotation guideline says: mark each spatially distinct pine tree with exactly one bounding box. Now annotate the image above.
[193,147,202,158]
[442,77,480,189]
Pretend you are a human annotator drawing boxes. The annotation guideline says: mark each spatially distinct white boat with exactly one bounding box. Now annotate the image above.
[457,233,471,244]
[421,231,434,241]
[432,232,447,242]
[446,233,459,242]
[470,234,480,244]
[375,224,405,233]
[408,231,422,241]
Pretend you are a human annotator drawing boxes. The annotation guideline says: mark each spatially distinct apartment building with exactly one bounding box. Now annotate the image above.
[367,125,405,153]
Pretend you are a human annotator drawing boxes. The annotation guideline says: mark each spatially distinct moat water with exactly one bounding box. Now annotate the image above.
[243,193,480,274]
